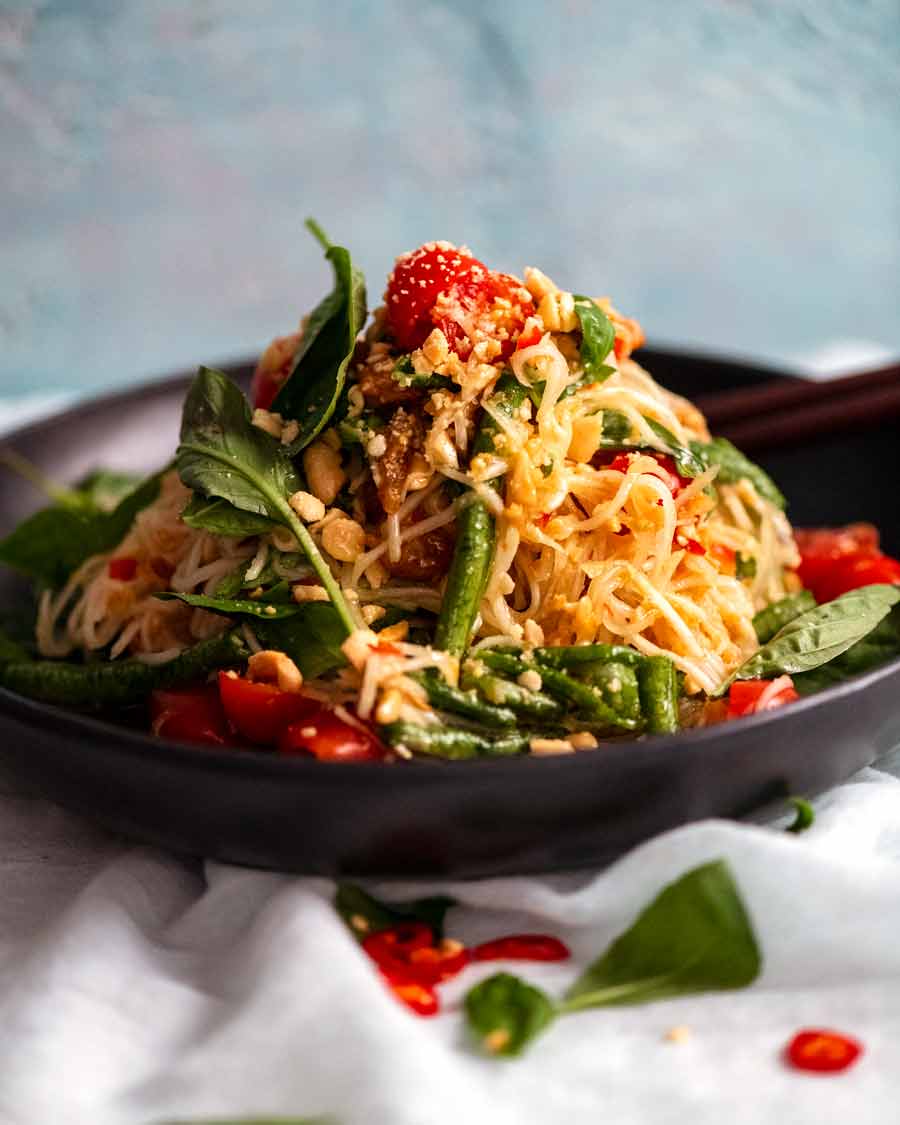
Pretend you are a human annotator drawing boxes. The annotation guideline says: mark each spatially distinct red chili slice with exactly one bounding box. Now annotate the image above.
[516,324,543,350]
[108,557,138,581]
[362,922,435,966]
[470,934,570,962]
[785,1029,863,1074]
[378,965,440,1017]
[683,538,706,556]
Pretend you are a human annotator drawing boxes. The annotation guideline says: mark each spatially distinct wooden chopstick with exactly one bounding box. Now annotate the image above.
[693,362,900,451]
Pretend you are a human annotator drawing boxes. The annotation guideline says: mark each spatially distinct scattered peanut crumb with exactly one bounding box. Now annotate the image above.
[484,1028,511,1054]
[664,1025,692,1044]
[251,408,284,439]
[529,737,575,756]
[350,913,370,934]
[289,490,326,523]
[569,731,599,750]
[517,668,543,692]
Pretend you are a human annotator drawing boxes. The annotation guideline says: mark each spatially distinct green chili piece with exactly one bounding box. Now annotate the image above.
[636,655,679,734]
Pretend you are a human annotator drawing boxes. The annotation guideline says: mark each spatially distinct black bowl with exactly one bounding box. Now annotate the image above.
[1,352,897,877]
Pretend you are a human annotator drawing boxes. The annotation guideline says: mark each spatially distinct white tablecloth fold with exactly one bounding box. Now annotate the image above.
[0,763,899,1125]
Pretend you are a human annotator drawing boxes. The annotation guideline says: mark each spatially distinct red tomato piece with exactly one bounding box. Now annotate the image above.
[727,677,799,719]
[711,544,737,570]
[603,452,689,495]
[683,538,706,556]
[250,332,301,410]
[150,684,233,746]
[384,242,531,358]
[108,557,138,581]
[794,523,900,602]
[470,934,571,963]
[785,1029,863,1074]
[217,671,321,745]
[516,324,543,350]
[278,711,386,762]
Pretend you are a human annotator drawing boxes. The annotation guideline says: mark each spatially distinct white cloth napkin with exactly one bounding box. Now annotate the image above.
[0,755,899,1125]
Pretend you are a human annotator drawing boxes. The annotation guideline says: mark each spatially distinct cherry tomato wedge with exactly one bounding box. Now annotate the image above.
[795,523,900,602]
[470,934,571,962]
[728,677,799,719]
[108,557,138,581]
[150,684,233,746]
[785,1028,863,1074]
[603,451,689,495]
[278,712,386,762]
[217,671,320,745]
[384,242,531,358]
[250,331,301,410]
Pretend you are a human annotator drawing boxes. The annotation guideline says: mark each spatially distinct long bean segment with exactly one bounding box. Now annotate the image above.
[533,644,646,670]
[636,655,679,734]
[381,721,529,760]
[576,660,642,724]
[461,660,563,721]
[478,650,641,731]
[434,375,529,657]
[410,670,518,729]
[1,631,249,708]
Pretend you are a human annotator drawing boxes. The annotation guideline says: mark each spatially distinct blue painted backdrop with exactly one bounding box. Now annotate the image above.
[1,0,898,402]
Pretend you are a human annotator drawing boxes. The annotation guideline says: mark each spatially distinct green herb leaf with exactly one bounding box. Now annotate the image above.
[0,469,164,589]
[735,552,757,580]
[253,602,349,679]
[793,605,900,694]
[752,591,817,644]
[391,355,452,392]
[720,583,900,694]
[155,591,300,620]
[334,884,456,942]
[573,296,615,378]
[465,972,557,1057]
[786,796,815,834]
[562,860,760,1012]
[690,437,786,510]
[75,469,142,510]
[272,220,367,454]
[181,494,278,538]
[559,366,617,401]
[644,419,706,478]
[600,408,632,444]
[175,367,356,634]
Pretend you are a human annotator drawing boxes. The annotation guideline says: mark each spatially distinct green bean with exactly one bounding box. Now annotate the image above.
[1,631,249,709]
[636,655,679,734]
[534,644,646,670]
[479,650,640,730]
[434,375,528,657]
[752,591,817,644]
[461,660,563,721]
[381,721,529,760]
[433,499,495,657]
[410,670,517,729]
[575,661,641,723]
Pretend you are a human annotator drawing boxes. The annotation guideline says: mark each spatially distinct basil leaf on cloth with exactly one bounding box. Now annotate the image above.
[465,972,557,1057]
[720,583,900,694]
[572,295,616,378]
[272,219,367,455]
[175,366,356,634]
[334,884,456,942]
[561,860,760,1012]
[690,436,786,510]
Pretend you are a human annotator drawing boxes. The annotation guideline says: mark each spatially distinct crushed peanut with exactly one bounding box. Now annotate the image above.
[289,490,326,523]
[247,649,303,693]
[251,408,284,439]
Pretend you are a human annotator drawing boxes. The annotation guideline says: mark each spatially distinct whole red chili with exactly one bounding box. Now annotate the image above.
[785,1029,863,1074]
[470,934,571,963]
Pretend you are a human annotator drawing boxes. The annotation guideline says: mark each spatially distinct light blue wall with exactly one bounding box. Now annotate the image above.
[2,0,898,401]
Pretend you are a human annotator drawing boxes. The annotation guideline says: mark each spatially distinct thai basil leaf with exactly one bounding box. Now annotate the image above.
[559,365,616,401]
[75,469,142,510]
[155,591,301,620]
[720,584,900,695]
[600,408,632,444]
[644,419,705,478]
[752,591,817,644]
[573,295,615,378]
[272,220,367,454]
[735,552,757,580]
[0,469,164,589]
[181,494,278,538]
[465,972,557,1057]
[786,796,815,834]
[690,437,786,510]
[562,860,760,1013]
[175,367,355,633]
[335,883,456,942]
[253,602,350,679]
[792,606,900,694]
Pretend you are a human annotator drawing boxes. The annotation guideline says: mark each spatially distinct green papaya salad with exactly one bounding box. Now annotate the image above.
[1,222,898,760]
